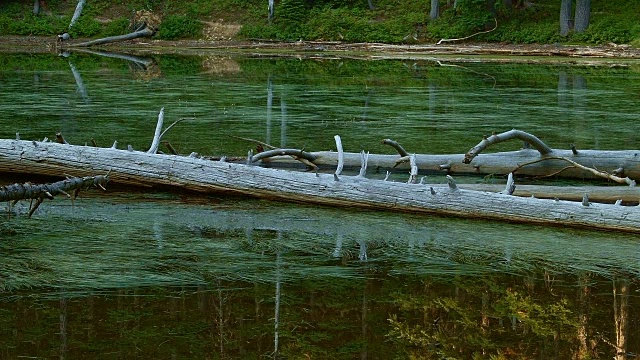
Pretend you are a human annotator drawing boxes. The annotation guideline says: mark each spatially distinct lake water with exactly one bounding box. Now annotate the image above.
[1,49,639,359]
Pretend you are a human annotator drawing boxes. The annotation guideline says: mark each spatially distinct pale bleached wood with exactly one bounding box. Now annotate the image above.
[259,149,640,181]
[334,135,344,176]
[147,107,164,154]
[0,140,638,233]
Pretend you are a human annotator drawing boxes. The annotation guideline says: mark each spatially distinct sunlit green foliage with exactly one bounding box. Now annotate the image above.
[0,0,639,45]
[156,15,202,39]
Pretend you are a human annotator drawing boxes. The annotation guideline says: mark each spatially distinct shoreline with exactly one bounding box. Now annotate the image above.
[3,35,640,64]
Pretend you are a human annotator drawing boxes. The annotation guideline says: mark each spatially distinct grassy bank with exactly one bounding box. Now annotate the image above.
[0,0,639,45]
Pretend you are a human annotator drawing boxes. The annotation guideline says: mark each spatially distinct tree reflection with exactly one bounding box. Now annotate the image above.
[386,269,636,359]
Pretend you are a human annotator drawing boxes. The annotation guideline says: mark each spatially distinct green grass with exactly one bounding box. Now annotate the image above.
[0,0,639,45]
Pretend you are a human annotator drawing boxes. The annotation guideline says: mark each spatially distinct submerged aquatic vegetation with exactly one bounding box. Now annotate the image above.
[0,193,637,299]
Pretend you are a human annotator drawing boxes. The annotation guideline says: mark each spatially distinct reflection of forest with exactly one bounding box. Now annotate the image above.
[0,271,636,359]
[1,193,640,358]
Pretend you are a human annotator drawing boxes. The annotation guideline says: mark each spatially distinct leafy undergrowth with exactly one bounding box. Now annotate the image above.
[0,0,638,45]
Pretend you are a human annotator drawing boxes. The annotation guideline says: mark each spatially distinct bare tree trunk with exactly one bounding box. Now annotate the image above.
[268,0,275,23]
[68,27,154,47]
[367,0,375,10]
[33,0,41,15]
[68,0,86,30]
[2,139,639,233]
[574,0,591,33]
[559,0,573,36]
[430,0,440,20]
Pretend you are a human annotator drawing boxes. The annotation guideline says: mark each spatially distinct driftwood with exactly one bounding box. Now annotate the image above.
[68,27,155,47]
[1,175,109,217]
[437,18,498,45]
[252,131,640,182]
[464,130,636,186]
[0,139,638,233]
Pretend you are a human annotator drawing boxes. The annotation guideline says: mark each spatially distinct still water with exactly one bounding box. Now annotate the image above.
[1,50,640,359]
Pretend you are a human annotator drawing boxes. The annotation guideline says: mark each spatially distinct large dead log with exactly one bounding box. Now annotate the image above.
[67,27,155,47]
[255,149,640,180]
[252,130,640,183]
[0,139,638,233]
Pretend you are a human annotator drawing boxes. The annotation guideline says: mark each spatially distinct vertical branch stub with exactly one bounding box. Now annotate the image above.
[446,175,458,190]
[334,135,344,176]
[407,154,418,184]
[147,107,165,154]
[358,151,369,178]
[501,173,516,195]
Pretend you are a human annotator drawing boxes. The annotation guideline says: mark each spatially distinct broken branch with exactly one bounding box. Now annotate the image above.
[382,138,409,157]
[464,129,553,164]
[250,149,318,165]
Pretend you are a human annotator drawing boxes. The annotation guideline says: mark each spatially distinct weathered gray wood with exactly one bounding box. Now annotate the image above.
[256,149,640,181]
[68,0,86,29]
[68,27,154,47]
[0,139,638,233]
[464,130,635,185]
[457,184,637,203]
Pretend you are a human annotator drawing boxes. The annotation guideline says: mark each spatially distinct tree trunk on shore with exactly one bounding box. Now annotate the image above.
[66,27,155,47]
[0,139,638,233]
[559,0,572,36]
[574,0,591,33]
[430,0,440,20]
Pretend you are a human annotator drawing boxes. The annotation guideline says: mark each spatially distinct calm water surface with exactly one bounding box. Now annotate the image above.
[1,51,639,359]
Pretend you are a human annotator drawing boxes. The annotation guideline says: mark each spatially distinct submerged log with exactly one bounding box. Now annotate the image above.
[0,139,638,233]
[0,175,109,217]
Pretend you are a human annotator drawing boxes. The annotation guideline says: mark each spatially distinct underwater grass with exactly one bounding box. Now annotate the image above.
[1,191,639,301]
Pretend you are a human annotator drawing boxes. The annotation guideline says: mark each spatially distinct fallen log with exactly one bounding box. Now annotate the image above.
[458,183,639,204]
[252,149,640,180]
[67,27,155,47]
[1,175,109,217]
[250,134,640,182]
[0,139,638,233]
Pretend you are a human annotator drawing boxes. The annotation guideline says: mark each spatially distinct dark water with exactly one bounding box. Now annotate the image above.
[1,51,640,359]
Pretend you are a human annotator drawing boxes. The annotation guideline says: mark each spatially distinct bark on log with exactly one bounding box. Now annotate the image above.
[1,174,108,217]
[461,183,639,204]
[251,149,640,181]
[0,139,638,233]
[463,130,636,185]
[0,175,108,202]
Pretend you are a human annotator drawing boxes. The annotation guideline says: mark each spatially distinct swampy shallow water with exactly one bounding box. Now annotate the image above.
[1,51,640,359]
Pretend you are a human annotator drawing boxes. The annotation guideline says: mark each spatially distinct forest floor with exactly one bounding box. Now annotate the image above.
[3,35,640,64]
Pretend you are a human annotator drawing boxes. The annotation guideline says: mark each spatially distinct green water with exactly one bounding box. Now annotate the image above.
[1,51,640,359]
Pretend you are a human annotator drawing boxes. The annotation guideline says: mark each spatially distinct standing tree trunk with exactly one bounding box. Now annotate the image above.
[559,0,572,36]
[367,0,375,10]
[33,0,41,15]
[68,0,87,30]
[574,0,591,33]
[268,0,275,23]
[430,0,440,19]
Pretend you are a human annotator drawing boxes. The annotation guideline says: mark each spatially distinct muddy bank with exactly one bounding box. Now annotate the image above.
[3,35,640,63]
